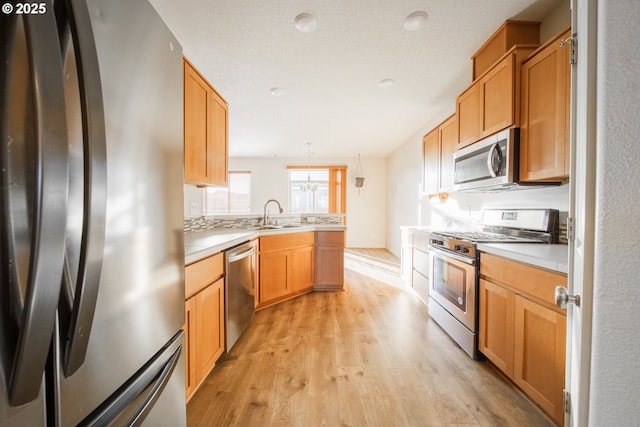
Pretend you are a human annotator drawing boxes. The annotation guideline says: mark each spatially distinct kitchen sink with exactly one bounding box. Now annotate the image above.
[247,224,303,230]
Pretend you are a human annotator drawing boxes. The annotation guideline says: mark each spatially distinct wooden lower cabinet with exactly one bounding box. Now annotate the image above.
[479,279,515,377]
[314,231,345,291]
[194,278,225,383]
[258,232,315,308]
[514,295,566,424]
[184,253,225,401]
[479,252,567,426]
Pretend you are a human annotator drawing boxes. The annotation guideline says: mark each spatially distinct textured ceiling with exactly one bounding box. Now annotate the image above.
[149,0,564,158]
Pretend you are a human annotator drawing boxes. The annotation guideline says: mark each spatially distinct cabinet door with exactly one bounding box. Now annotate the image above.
[439,114,458,192]
[291,246,314,292]
[315,245,344,290]
[456,83,481,148]
[195,278,225,384]
[513,295,566,425]
[480,54,514,137]
[259,251,289,303]
[184,297,196,400]
[210,91,228,186]
[422,128,439,196]
[520,30,570,182]
[184,61,210,183]
[478,279,515,377]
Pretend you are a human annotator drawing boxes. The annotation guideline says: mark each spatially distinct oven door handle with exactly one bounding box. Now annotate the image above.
[429,246,476,266]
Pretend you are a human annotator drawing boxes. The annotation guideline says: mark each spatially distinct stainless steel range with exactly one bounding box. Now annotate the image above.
[428,209,560,359]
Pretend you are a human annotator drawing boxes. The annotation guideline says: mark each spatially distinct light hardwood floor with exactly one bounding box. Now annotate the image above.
[187,254,555,427]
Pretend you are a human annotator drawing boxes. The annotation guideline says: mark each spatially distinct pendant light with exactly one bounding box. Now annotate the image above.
[300,142,317,192]
[355,154,365,193]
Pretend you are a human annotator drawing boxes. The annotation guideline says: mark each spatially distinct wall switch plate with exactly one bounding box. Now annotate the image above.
[190,203,199,216]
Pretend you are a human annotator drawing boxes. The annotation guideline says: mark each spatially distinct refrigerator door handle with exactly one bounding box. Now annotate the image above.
[78,332,183,427]
[62,0,108,376]
[8,11,69,406]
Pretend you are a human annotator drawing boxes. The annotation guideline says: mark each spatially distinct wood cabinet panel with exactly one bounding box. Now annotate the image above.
[194,277,225,385]
[480,56,514,137]
[259,251,289,303]
[472,20,540,80]
[209,90,228,186]
[479,279,514,377]
[260,231,315,252]
[520,29,571,182]
[185,252,224,298]
[480,252,567,309]
[184,58,228,186]
[479,252,566,426]
[422,128,440,196]
[184,62,210,183]
[514,295,566,425]
[291,245,314,293]
[184,297,196,401]
[457,84,482,148]
[457,46,535,148]
[314,231,345,291]
[439,114,458,192]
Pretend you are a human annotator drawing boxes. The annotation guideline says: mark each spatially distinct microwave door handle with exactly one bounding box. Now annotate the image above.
[63,0,108,376]
[8,12,69,406]
[486,142,501,178]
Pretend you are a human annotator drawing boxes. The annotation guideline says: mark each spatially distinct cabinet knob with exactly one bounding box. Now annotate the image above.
[555,286,580,308]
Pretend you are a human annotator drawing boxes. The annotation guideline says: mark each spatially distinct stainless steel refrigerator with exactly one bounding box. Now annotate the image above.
[1,0,187,425]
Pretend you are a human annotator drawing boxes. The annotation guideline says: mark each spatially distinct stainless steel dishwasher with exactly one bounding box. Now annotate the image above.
[224,240,256,352]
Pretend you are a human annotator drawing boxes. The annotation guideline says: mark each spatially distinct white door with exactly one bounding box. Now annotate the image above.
[565,0,596,425]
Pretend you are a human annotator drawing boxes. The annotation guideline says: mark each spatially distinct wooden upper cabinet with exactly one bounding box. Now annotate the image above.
[520,29,571,182]
[480,55,515,137]
[422,114,457,196]
[456,84,481,148]
[422,128,440,196]
[438,114,458,192]
[457,46,536,148]
[184,58,228,186]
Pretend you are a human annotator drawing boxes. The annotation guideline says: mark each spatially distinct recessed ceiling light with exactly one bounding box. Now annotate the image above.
[378,78,396,88]
[403,11,428,31]
[270,87,285,96]
[294,13,318,33]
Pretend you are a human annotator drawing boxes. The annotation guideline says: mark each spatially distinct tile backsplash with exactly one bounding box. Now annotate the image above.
[184,213,345,232]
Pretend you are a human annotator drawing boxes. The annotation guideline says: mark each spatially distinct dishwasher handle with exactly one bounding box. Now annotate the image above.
[226,244,255,263]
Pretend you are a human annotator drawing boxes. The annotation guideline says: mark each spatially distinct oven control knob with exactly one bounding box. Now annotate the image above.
[461,247,470,254]
[454,244,461,251]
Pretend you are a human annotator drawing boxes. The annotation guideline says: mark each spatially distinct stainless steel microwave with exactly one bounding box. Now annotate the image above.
[453,127,519,192]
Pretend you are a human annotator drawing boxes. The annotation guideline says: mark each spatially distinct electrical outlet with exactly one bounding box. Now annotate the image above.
[190,203,199,216]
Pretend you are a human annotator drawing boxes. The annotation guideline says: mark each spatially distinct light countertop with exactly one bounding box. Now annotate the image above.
[185,225,346,264]
[477,243,569,274]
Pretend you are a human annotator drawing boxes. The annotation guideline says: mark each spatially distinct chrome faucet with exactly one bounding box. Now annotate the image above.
[262,199,283,226]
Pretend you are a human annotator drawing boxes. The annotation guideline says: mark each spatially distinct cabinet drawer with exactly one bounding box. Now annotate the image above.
[413,248,430,278]
[260,231,314,252]
[185,253,224,299]
[316,231,344,245]
[413,233,430,251]
[480,252,566,308]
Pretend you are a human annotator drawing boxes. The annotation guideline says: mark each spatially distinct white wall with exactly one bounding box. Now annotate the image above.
[184,156,387,248]
[589,0,640,423]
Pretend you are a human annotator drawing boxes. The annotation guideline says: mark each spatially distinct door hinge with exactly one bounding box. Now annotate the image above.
[560,33,577,65]
[566,217,575,242]
[563,389,572,414]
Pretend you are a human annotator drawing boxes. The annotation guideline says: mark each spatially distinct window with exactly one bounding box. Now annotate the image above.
[287,166,346,214]
[203,171,251,214]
